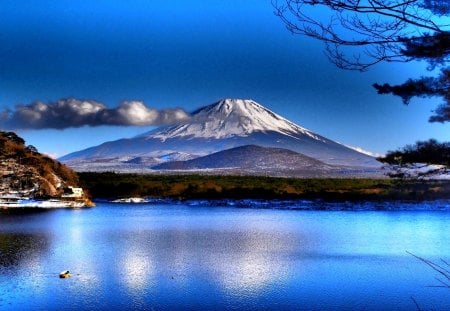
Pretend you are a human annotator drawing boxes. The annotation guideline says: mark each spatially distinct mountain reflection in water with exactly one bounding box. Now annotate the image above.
[0,202,450,310]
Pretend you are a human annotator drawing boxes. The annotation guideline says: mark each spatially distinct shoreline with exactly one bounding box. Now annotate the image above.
[96,197,450,212]
[0,197,95,210]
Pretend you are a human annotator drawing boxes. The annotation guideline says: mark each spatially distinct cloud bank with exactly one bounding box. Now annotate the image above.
[0,98,191,130]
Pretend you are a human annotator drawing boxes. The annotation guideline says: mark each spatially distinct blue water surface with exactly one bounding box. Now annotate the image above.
[0,201,450,310]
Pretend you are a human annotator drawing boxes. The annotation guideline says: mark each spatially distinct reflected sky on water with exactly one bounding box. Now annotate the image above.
[1,202,450,310]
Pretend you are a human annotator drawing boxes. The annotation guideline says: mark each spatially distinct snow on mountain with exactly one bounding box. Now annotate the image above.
[145,99,323,141]
[343,145,384,158]
[60,98,382,171]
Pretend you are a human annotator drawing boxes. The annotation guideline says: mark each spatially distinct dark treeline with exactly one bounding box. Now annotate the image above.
[79,172,450,201]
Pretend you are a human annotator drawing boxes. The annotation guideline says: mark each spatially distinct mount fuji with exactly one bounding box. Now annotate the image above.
[60,99,381,174]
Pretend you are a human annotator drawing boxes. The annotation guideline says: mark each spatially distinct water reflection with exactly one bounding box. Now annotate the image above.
[0,233,49,268]
[54,211,100,285]
[0,204,450,310]
[0,232,51,309]
[113,227,298,298]
[202,231,294,295]
[121,240,155,292]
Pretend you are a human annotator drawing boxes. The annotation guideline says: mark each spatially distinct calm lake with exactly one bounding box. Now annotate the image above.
[1,201,450,310]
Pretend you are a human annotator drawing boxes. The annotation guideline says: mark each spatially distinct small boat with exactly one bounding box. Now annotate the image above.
[59,270,71,278]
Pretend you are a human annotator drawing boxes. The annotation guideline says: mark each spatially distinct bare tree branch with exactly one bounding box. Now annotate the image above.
[273,0,450,70]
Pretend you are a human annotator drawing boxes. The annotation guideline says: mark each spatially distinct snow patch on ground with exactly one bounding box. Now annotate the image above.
[383,163,450,179]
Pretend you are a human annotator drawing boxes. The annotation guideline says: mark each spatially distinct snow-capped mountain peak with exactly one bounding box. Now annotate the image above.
[60,98,382,170]
[147,99,321,140]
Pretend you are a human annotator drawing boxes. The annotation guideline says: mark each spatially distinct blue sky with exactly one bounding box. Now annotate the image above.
[0,0,449,157]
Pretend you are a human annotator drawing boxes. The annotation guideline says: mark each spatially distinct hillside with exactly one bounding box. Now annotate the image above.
[153,145,338,177]
[0,131,80,198]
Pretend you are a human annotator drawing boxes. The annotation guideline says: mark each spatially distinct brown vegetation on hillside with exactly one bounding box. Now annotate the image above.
[0,131,79,197]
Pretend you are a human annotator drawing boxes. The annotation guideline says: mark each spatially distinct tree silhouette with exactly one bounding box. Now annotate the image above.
[273,1,450,122]
[382,139,450,166]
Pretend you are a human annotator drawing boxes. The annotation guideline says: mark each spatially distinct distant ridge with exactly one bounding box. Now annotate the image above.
[152,145,337,177]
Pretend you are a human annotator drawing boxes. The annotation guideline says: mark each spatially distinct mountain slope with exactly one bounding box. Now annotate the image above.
[60,99,381,171]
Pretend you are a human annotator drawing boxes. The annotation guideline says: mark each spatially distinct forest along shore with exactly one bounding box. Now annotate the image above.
[79,172,450,201]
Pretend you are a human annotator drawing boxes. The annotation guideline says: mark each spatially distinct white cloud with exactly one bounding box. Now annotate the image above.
[1,98,191,130]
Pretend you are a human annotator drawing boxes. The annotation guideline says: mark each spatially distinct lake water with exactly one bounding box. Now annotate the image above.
[1,201,450,310]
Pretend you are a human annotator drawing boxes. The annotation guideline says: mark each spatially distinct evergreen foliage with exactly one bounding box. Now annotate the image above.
[381,139,450,166]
